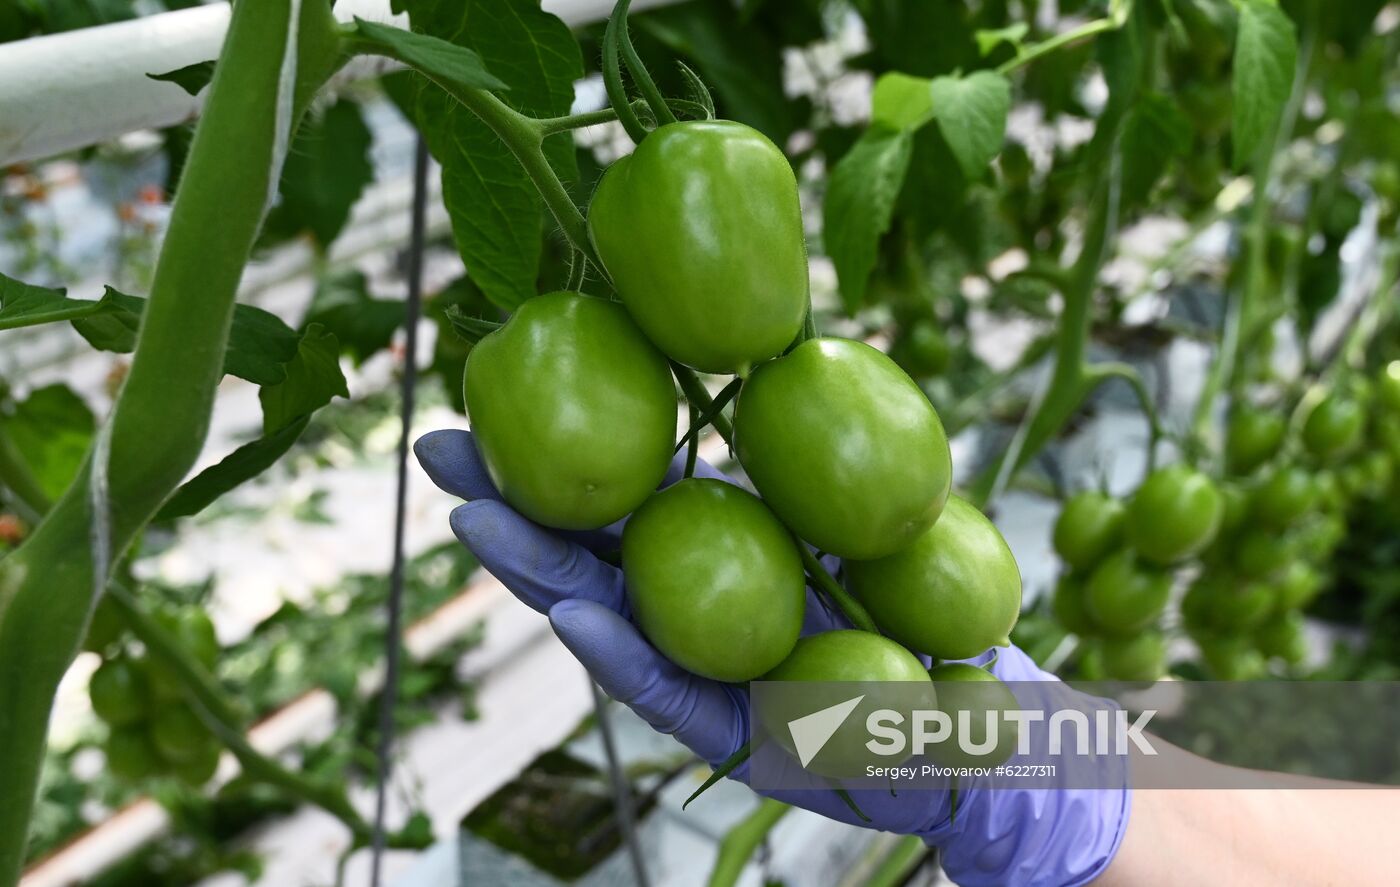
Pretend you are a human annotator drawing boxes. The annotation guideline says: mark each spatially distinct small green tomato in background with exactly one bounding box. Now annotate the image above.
[1272,561,1324,612]
[1100,632,1166,682]
[622,479,806,683]
[1378,361,1400,413]
[1301,393,1364,459]
[1196,634,1267,681]
[463,293,676,531]
[1125,465,1224,566]
[845,496,1021,660]
[1249,465,1318,529]
[1255,610,1307,664]
[1052,491,1126,571]
[151,706,212,764]
[1226,407,1285,475]
[89,659,149,728]
[1232,528,1296,580]
[735,338,952,560]
[1051,573,1096,636]
[104,728,162,782]
[588,120,808,375]
[1085,550,1171,635]
[889,320,952,378]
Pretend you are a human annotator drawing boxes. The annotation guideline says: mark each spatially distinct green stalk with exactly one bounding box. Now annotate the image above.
[706,799,790,887]
[996,15,1121,76]
[611,0,676,128]
[864,836,931,887]
[0,3,343,879]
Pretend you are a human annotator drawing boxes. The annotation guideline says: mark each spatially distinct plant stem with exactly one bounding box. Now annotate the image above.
[0,3,344,879]
[706,799,790,887]
[799,546,879,634]
[602,0,649,143]
[612,0,677,128]
[997,17,1119,76]
[534,105,627,136]
[672,364,734,443]
[0,426,51,519]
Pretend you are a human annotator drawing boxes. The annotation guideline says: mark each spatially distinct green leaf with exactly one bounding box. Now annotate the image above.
[302,270,404,366]
[262,98,375,250]
[857,0,976,78]
[1231,0,1297,167]
[68,288,300,387]
[399,0,583,312]
[823,127,914,314]
[153,416,310,521]
[871,73,935,132]
[1121,92,1191,206]
[3,385,94,502]
[146,60,216,96]
[352,18,507,92]
[0,273,120,331]
[257,325,349,435]
[443,305,502,345]
[975,23,1028,57]
[928,71,1010,180]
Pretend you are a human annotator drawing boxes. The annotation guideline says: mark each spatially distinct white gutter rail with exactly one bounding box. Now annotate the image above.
[0,0,676,166]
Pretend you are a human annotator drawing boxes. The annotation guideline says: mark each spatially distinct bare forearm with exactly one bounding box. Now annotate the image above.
[1100,739,1400,885]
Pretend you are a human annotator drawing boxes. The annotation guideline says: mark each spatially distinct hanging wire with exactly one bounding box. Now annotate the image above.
[370,133,431,885]
[590,679,652,887]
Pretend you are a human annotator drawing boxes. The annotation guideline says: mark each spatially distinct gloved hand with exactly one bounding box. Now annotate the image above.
[415,429,1129,886]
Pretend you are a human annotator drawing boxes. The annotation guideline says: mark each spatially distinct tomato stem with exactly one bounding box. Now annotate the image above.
[602,0,650,143]
[995,16,1121,76]
[610,0,677,129]
[798,546,880,635]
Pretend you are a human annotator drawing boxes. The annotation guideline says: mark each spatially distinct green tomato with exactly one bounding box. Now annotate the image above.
[588,120,808,374]
[760,631,932,776]
[1312,470,1347,512]
[845,496,1021,660]
[1100,632,1166,682]
[1358,451,1394,498]
[1051,573,1096,636]
[1232,528,1296,579]
[1226,407,1285,475]
[82,596,125,655]
[1378,361,1400,413]
[105,728,162,782]
[734,338,952,560]
[173,738,222,786]
[1052,492,1126,572]
[925,664,1019,768]
[1084,550,1171,636]
[463,292,676,530]
[1248,465,1317,529]
[1211,580,1275,629]
[90,658,149,728]
[1076,641,1107,680]
[889,320,952,378]
[1301,394,1364,459]
[1125,465,1224,566]
[159,607,219,669]
[1196,634,1267,680]
[1255,610,1307,664]
[1216,482,1251,537]
[151,706,212,764]
[1272,561,1323,611]
[622,479,805,682]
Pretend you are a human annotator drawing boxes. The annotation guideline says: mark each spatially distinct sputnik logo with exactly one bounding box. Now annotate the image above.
[786,695,865,767]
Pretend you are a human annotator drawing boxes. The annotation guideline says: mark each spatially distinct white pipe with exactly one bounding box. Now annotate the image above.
[0,0,678,166]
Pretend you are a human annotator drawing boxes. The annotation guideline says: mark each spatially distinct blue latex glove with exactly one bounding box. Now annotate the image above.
[415,429,1130,886]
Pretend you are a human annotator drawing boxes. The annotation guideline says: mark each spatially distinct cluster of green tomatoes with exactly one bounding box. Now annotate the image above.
[464,119,1023,707]
[1052,363,1400,681]
[83,600,223,785]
